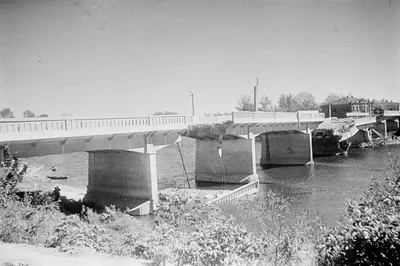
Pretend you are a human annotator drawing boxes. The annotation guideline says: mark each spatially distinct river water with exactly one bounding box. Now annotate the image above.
[26,137,400,226]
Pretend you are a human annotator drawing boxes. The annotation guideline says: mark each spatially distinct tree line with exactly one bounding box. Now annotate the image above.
[234,92,397,114]
[0,108,48,119]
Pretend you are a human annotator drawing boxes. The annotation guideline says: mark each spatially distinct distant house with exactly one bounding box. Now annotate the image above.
[320,96,373,118]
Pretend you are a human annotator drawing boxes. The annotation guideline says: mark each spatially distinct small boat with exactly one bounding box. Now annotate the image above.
[47,176,68,180]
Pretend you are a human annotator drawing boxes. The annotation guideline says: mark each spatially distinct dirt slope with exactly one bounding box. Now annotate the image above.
[0,242,150,266]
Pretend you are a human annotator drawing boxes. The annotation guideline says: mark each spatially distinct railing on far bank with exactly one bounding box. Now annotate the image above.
[207,180,259,205]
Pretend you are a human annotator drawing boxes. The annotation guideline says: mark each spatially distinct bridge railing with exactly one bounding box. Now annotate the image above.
[232,111,325,124]
[0,115,190,135]
[383,110,400,116]
[0,118,68,135]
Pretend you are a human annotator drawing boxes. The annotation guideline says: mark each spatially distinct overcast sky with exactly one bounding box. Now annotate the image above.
[0,0,399,118]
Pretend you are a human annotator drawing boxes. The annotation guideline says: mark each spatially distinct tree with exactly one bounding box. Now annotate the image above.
[0,144,27,197]
[38,114,49,117]
[293,91,318,110]
[236,95,254,112]
[321,93,347,106]
[277,93,297,112]
[212,112,231,116]
[258,95,272,112]
[0,108,14,119]
[23,110,35,118]
[153,111,178,116]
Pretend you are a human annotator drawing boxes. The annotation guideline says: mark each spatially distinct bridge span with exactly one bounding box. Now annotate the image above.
[1,111,326,214]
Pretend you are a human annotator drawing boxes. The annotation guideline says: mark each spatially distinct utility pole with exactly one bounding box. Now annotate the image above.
[253,77,259,112]
[189,91,195,116]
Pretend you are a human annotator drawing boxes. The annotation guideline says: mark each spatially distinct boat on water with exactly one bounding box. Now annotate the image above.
[47,176,68,180]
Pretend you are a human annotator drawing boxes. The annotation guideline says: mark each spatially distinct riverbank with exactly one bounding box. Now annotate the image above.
[0,242,150,266]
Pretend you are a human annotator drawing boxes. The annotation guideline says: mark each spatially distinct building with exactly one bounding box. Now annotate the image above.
[320,96,373,118]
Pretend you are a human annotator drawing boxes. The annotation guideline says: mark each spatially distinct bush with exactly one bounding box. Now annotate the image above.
[0,199,63,245]
[224,191,321,266]
[318,156,400,265]
[0,144,27,200]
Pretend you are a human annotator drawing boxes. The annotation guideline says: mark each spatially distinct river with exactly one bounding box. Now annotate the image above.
[25,137,400,226]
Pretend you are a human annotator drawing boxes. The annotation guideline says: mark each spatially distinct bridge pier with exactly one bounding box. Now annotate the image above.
[260,130,314,167]
[83,149,158,214]
[194,138,258,184]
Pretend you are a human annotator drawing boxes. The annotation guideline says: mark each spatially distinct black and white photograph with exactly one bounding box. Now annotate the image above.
[0,0,399,265]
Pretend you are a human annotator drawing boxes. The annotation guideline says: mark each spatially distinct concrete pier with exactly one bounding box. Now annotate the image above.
[83,149,158,212]
[195,138,258,183]
[260,130,313,167]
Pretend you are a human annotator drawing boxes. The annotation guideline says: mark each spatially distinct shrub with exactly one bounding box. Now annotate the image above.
[46,215,116,254]
[0,199,63,245]
[318,156,400,265]
[224,191,321,266]
[0,144,27,200]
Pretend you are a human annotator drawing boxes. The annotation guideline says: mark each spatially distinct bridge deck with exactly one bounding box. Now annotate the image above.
[1,111,326,144]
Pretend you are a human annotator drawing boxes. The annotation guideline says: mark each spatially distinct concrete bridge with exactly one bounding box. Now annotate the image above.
[0,111,326,213]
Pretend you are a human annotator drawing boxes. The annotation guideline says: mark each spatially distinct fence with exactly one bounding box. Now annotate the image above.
[207,180,259,205]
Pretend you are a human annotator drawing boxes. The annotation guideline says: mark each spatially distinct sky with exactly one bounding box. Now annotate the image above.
[0,0,399,118]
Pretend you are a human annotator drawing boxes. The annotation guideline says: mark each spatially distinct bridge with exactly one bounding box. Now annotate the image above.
[0,111,327,213]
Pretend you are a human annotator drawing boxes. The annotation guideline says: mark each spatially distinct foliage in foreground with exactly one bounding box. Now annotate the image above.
[318,156,400,265]
[224,192,322,266]
[0,143,320,265]
[0,144,27,198]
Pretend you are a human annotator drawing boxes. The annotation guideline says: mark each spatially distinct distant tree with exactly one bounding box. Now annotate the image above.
[153,111,178,116]
[236,95,254,112]
[371,99,387,116]
[0,108,14,119]
[23,110,35,118]
[322,93,343,105]
[204,112,212,117]
[212,112,231,116]
[258,95,272,112]
[38,114,49,117]
[277,93,297,112]
[293,91,318,110]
